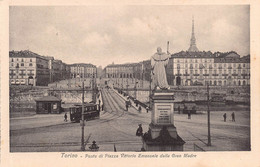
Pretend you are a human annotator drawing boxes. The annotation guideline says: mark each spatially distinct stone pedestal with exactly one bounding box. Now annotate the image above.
[143,91,185,151]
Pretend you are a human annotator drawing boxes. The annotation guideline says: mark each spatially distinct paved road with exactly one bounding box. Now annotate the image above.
[10,88,250,152]
[10,88,147,152]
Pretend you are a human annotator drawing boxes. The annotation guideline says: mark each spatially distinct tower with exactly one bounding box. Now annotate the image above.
[188,16,199,52]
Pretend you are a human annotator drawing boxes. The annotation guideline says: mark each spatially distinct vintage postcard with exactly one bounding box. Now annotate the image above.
[1,0,260,167]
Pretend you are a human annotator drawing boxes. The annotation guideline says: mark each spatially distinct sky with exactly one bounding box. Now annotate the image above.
[9,5,250,68]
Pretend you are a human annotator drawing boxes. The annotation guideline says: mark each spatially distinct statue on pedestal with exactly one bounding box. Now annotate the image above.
[151,47,170,90]
[142,47,185,151]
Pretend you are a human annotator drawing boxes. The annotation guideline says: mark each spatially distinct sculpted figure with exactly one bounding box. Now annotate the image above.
[151,47,170,90]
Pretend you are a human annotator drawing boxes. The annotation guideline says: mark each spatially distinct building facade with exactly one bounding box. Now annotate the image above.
[9,50,50,86]
[170,51,250,86]
[70,63,97,79]
[9,50,72,86]
[104,63,136,79]
[169,16,250,87]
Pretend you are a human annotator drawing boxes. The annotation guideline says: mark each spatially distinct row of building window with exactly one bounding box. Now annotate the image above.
[181,80,248,86]
[176,63,248,69]
[207,80,247,86]
[176,69,248,74]
[175,59,213,63]
[71,73,96,78]
[107,73,135,78]
[10,63,33,67]
[11,58,33,62]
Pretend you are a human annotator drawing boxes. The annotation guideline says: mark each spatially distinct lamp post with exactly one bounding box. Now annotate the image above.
[207,83,211,146]
[126,78,129,95]
[121,75,123,91]
[81,81,85,151]
[92,72,95,103]
[134,81,138,98]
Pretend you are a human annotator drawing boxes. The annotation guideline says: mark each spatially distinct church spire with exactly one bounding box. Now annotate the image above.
[188,15,199,52]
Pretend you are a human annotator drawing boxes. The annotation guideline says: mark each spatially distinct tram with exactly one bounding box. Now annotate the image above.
[69,103,100,122]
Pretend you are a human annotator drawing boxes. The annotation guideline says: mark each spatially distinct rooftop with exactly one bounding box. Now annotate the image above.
[106,63,139,68]
[69,63,96,68]
[9,50,47,60]
[171,51,215,58]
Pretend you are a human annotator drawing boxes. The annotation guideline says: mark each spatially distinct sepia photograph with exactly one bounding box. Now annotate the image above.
[6,5,254,152]
[2,0,260,166]
[8,5,251,153]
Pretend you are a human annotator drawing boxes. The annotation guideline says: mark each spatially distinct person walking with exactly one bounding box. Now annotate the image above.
[178,106,181,114]
[223,113,227,122]
[64,113,68,122]
[134,99,138,107]
[138,106,142,113]
[183,105,187,114]
[231,112,235,122]
[136,124,143,137]
[146,106,149,113]
[188,110,191,119]
[125,101,128,111]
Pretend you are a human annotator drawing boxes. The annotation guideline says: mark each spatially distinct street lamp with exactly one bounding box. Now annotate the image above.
[81,81,85,151]
[121,75,123,90]
[92,72,95,103]
[134,81,138,98]
[126,78,129,95]
[207,83,211,146]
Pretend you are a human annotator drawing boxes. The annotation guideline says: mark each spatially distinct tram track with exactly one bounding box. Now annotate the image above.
[108,89,151,124]
[98,89,125,120]
[100,89,137,138]
[80,88,134,138]
[87,89,124,124]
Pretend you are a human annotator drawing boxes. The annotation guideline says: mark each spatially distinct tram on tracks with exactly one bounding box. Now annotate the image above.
[69,103,100,122]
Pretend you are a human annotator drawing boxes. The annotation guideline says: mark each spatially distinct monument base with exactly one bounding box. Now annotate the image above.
[142,90,185,151]
[142,126,185,151]
[149,123,177,139]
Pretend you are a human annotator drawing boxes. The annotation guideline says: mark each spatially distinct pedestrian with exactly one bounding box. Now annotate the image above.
[134,99,138,107]
[64,113,68,122]
[231,112,235,122]
[146,106,149,113]
[136,124,143,137]
[126,104,128,111]
[188,110,191,119]
[192,106,196,114]
[223,113,227,122]
[129,100,132,107]
[125,101,128,111]
[178,106,181,114]
[183,105,187,114]
[138,106,142,113]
